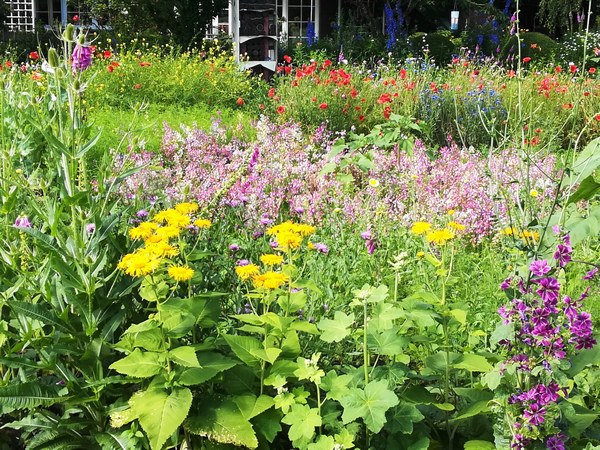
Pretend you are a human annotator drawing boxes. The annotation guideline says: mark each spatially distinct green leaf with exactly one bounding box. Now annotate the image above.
[109,349,163,378]
[281,330,301,358]
[0,382,61,409]
[307,435,336,450]
[249,347,282,364]
[386,403,424,434]
[567,345,600,375]
[490,321,514,347]
[281,403,321,443]
[560,401,599,438]
[464,441,495,450]
[131,387,192,450]
[178,352,238,386]
[454,354,493,373]
[367,329,408,356]
[252,407,283,443]
[95,430,136,450]
[449,401,491,422]
[169,346,200,368]
[320,370,352,402]
[318,311,355,343]
[185,397,258,449]
[9,301,73,334]
[449,309,467,325]
[233,394,275,420]
[424,351,461,372]
[339,380,399,433]
[223,335,262,367]
[369,303,402,331]
[139,279,169,302]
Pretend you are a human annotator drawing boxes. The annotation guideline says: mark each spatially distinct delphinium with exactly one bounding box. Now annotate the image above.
[491,232,596,449]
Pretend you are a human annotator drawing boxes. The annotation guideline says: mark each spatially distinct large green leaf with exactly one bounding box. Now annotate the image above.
[95,430,136,450]
[340,380,399,433]
[9,301,73,334]
[177,352,238,386]
[281,403,321,444]
[318,311,355,343]
[0,382,61,409]
[454,353,493,373]
[560,401,599,439]
[386,402,424,434]
[464,441,495,450]
[169,346,200,368]
[367,329,408,356]
[109,349,164,378]
[233,394,275,420]
[185,397,258,449]
[223,334,262,367]
[131,387,192,450]
[449,401,491,422]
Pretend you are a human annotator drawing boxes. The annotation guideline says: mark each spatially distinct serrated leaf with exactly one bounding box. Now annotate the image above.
[454,353,493,373]
[490,321,514,347]
[320,370,352,401]
[233,394,275,420]
[223,334,262,367]
[307,435,336,450]
[169,346,200,368]
[185,397,258,449]
[109,348,163,378]
[178,352,238,386]
[340,380,399,433]
[386,403,424,434]
[367,329,408,356]
[318,311,355,343]
[281,404,321,443]
[252,407,283,443]
[369,303,402,331]
[0,382,61,409]
[249,347,282,364]
[131,387,192,450]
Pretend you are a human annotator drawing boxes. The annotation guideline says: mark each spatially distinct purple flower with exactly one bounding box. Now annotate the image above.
[248,146,259,170]
[293,206,305,214]
[583,267,598,280]
[14,215,31,228]
[553,243,571,267]
[136,209,149,219]
[229,244,240,252]
[236,259,250,266]
[72,44,92,71]
[546,434,565,450]
[314,242,329,254]
[500,277,513,290]
[360,230,372,240]
[523,403,546,426]
[365,239,376,254]
[530,259,551,277]
[85,223,96,234]
[534,277,560,305]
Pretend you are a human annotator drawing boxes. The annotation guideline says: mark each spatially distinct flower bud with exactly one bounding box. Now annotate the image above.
[48,48,60,68]
[63,23,75,41]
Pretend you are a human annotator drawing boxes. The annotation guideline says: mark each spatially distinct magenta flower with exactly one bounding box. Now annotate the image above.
[14,215,31,228]
[72,43,92,71]
[314,242,329,254]
[529,259,551,277]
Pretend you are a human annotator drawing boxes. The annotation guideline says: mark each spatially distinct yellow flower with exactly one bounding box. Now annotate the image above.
[154,226,181,240]
[165,211,191,228]
[153,209,178,224]
[117,251,161,277]
[447,209,455,216]
[521,230,540,244]
[252,271,289,289]
[294,223,316,237]
[235,264,260,280]
[447,221,466,231]
[307,241,315,250]
[129,221,158,240]
[260,253,284,266]
[194,219,212,229]
[501,226,517,236]
[426,228,455,245]
[145,241,179,258]
[411,221,432,235]
[168,265,194,282]
[368,178,380,187]
[275,231,302,250]
[416,251,425,259]
[175,202,199,214]
[530,189,539,198]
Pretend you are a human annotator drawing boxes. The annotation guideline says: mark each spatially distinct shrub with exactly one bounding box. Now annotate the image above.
[501,32,557,66]
[557,30,600,68]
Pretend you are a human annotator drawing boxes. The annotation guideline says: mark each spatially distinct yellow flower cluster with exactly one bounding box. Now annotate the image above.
[252,271,289,290]
[411,220,464,246]
[235,264,260,280]
[425,228,455,246]
[118,202,207,281]
[260,253,284,266]
[500,227,540,244]
[266,221,316,250]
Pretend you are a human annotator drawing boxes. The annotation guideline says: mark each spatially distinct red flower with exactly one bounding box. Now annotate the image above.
[522,57,531,63]
[589,67,596,74]
[259,103,265,110]
[236,97,244,106]
[359,115,365,122]
[311,97,317,102]
[139,61,151,67]
[350,88,358,98]
[562,102,573,109]
[507,70,516,78]
[399,68,407,79]
[268,87,275,98]
[377,93,392,104]
[570,64,577,73]
[103,50,112,59]
[322,59,332,68]
[73,15,79,22]
[5,61,12,68]
[134,84,142,89]
[383,106,391,119]
[276,105,285,114]
[319,102,328,109]
[29,51,39,60]
[555,66,562,73]
[107,65,114,73]
[283,54,292,64]
[595,113,600,121]
[284,66,291,75]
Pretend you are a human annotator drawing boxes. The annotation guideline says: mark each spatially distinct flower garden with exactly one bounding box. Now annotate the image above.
[1,13,600,450]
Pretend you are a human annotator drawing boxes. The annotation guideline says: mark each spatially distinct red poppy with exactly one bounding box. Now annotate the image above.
[377,93,392,104]
[73,15,79,22]
[29,51,39,60]
[562,102,573,109]
[399,68,407,79]
[350,88,358,98]
[276,105,285,114]
[236,97,244,106]
[507,70,516,78]
[589,67,596,74]
[359,115,365,122]
[139,61,151,67]
[595,113,600,121]
[107,65,114,73]
[311,97,317,102]
[283,54,292,64]
[259,103,265,110]
[268,87,275,98]
[5,61,12,68]
[319,102,328,109]
[103,50,112,59]
[323,59,332,68]
[522,57,531,63]
[555,66,562,73]
[570,64,577,73]
[383,106,391,119]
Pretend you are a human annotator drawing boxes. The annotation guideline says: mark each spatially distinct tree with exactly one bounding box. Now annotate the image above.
[84,0,228,47]
[537,0,584,35]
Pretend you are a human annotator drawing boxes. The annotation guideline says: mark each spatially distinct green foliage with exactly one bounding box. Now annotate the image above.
[501,32,558,65]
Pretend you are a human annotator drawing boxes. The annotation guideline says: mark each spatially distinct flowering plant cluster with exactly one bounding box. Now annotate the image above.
[493,233,597,449]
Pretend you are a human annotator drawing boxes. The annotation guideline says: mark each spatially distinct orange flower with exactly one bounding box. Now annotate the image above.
[522,57,531,63]
[276,105,285,114]
[236,97,244,106]
[319,102,328,109]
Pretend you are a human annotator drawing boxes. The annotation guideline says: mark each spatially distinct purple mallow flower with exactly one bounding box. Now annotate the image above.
[583,267,598,280]
[14,215,31,228]
[314,242,329,254]
[529,259,551,277]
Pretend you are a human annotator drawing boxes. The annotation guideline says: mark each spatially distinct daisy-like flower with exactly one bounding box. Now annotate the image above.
[154,226,181,240]
[165,211,191,228]
[447,221,466,231]
[118,251,161,277]
[235,264,260,280]
[426,228,455,245]
[275,231,302,250]
[368,178,380,187]
[145,241,179,258]
[253,271,289,289]
[175,202,199,214]
[168,265,194,282]
[129,221,159,240]
[411,221,432,235]
[194,219,212,229]
[260,253,284,266]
